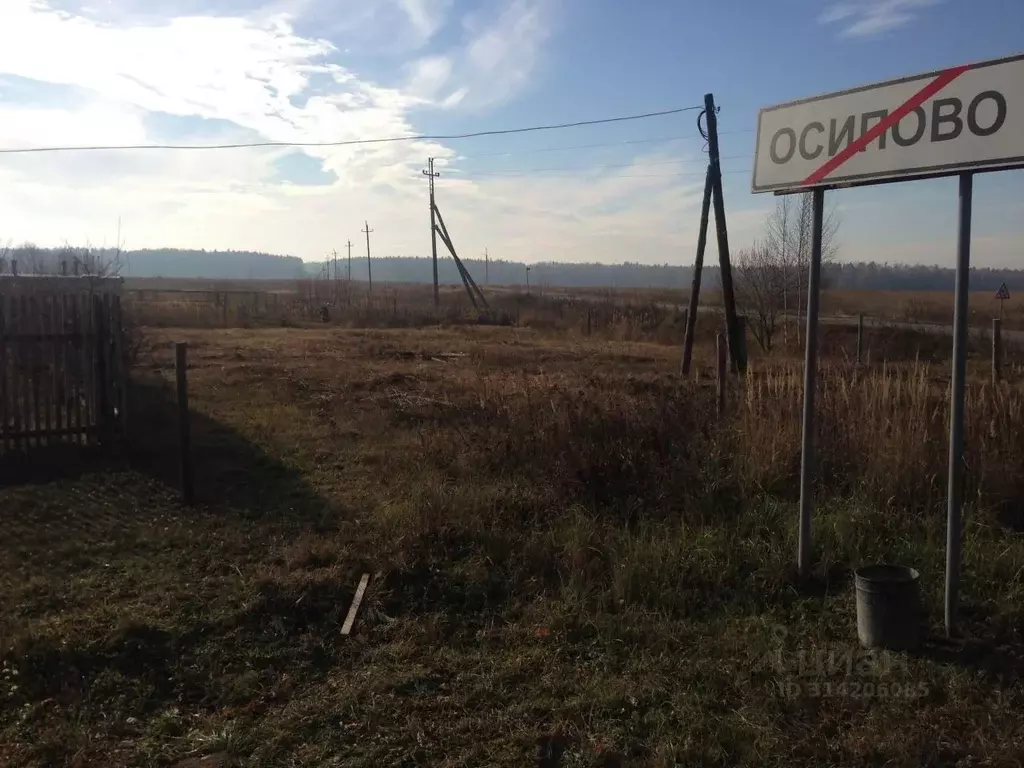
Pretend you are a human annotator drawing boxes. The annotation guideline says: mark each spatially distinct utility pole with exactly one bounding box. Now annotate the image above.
[346,239,353,307]
[704,92,744,373]
[680,165,713,375]
[362,221,374,296]
[485,248,489,285]
[332,249,338,303]
[423,158,440,308]
[526,266,531,294]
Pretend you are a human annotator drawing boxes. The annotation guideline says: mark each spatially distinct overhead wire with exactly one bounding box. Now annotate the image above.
[0,105,704,155]
[458,168,752,180]
[449,155,752,175]
[455,135,694,159]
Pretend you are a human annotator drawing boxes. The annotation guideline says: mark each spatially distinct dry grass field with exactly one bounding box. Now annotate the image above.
[120,277,1023,342]
[3,315,1024,766]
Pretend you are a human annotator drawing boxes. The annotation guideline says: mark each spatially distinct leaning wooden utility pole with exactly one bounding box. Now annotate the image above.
[704,93,745,373]
[680,164,713,375]
[362,221,374,296]
[423,158,441,308]
[433,205,489,311]
[423,162,489,312]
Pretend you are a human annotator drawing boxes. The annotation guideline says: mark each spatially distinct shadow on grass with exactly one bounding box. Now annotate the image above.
[0,375,335,527]
[0,374,367,764]
[915,633,1024,690]
[913,601,1024,689]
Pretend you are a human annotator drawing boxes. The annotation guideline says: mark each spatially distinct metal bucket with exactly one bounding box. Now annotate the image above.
[855,564,921,650]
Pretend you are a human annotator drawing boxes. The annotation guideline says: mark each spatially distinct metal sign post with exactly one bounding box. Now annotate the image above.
[751,52,1023,629]
[797,188,825,576]
[946,173,973,637]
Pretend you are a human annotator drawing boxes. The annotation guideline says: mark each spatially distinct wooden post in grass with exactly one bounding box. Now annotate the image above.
[175,342,194,505]
[857,314,864,366]
[992,318,1002,384]
[716,332,726,417]
[732,316,748,376]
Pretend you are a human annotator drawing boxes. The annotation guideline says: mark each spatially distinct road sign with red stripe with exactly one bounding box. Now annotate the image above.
[752,54,1024,193]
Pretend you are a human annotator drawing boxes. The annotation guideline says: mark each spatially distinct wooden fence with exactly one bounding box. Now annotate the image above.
[0,276,127,452]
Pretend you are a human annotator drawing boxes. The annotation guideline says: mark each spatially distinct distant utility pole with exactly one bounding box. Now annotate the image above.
[362,221,374,295]
[423,158,440,307]
[346,239,353,307]
[332,249,338,302]
[526,265,531,294]
[485,247,489,285]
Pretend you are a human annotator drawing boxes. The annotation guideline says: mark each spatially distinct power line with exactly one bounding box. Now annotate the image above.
[459,168,752,180]
[457,135,695,159]
[0,105,704,155]
[452,154,752,175]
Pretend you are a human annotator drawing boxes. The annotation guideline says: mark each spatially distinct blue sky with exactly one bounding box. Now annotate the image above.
[0,0,1021,267]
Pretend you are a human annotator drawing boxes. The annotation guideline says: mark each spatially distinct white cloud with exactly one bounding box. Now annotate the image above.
[405,55,453,100]
[818,0,939,38]
[459,0,549,109]
[396,0,452,44]
[0,0,714,269]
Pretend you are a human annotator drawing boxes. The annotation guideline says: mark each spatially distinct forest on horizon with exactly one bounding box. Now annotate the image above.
[2,245,1021,293]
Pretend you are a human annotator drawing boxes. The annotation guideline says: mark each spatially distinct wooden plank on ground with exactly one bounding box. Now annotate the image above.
[341,573,371,636]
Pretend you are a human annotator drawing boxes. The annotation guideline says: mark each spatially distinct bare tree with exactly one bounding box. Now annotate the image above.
[0,242,125,278]
[733,241,787,352]
[735,193,841,353]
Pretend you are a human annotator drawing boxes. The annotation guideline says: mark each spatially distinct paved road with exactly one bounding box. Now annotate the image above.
[818,313,1024,344]
[529,290,1024,344]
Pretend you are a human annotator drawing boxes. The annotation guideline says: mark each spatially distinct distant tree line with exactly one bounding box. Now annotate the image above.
[1,244,1020,292]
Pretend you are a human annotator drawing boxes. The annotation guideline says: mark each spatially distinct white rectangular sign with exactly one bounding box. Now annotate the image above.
[752,53,1024,193]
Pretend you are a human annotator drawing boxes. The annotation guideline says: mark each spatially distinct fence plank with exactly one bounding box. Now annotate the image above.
[14,296,25,451]
[0,296,8,453]
[71,294,84,445]
[81,292,94,443]
[50,295,61,444]
[112,295,127,434]
[61,293,72,443]
[48,294,59,445]
[30,296,43,447]
[94,294,109,437]
[52,294,64,444]
[41,295,53,446]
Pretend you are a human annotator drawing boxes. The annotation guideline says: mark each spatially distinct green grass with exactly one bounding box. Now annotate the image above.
[2,325,1024,766]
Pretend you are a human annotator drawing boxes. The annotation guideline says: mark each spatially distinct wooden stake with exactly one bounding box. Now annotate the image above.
[341,573,371,636]
[857,313,864,366]
[716,331,726,417]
